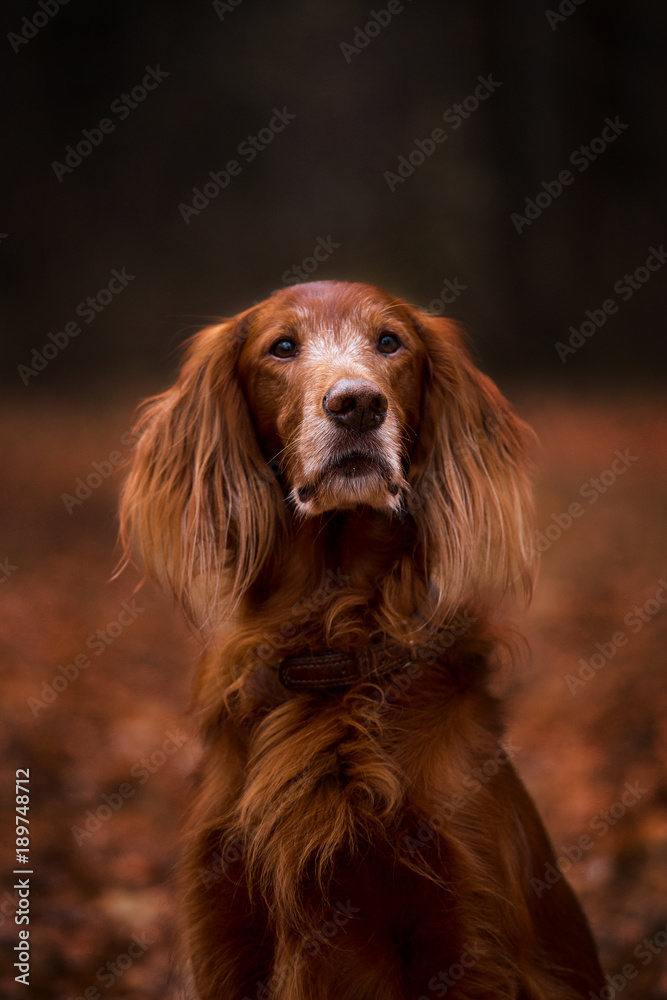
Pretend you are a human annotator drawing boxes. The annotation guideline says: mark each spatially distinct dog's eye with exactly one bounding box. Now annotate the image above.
[270,338,297,359]
[377,332,402,355]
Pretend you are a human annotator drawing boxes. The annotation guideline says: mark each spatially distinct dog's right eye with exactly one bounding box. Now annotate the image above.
[269,338,298,359]
[377,332,402,355]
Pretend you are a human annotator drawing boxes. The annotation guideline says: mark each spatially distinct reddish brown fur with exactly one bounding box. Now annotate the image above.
[120,281,604,999]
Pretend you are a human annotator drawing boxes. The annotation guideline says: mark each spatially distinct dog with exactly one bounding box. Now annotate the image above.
[120,281,605,999]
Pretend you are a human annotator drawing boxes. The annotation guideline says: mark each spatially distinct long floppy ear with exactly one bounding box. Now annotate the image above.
[119,314,284,632]
[407,310,536,622]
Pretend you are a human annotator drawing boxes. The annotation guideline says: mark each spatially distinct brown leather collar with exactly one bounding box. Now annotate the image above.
[278,641,415,692]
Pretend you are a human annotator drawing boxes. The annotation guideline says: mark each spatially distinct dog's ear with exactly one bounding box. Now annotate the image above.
[119,313,284,631]
[407,309,536,620]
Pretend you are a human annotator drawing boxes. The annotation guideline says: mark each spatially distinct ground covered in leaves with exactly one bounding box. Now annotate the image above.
[1,388,666,999]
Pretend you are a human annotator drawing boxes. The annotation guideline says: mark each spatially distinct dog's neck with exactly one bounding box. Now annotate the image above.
[313,506,416,584]
[204,505,489,718]
[240,506,432,656]
[253,505,414,593]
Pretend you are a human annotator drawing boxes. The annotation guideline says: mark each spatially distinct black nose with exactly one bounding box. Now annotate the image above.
[323,379,388,432]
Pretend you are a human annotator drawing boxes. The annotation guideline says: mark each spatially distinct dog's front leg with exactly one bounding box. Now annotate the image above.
[183,826,273,1000]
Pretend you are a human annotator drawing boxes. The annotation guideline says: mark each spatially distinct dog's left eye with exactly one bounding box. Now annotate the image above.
[377,332,402,355]
[270,338,298,359]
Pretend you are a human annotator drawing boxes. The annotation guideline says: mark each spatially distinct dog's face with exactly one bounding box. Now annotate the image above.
[121,279,535,627]
[238,282,426,516]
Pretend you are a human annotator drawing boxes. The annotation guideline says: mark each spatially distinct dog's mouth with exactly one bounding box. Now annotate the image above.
[294,451,402,512]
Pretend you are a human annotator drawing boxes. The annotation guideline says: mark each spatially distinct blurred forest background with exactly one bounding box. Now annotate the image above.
[1,1,666,997]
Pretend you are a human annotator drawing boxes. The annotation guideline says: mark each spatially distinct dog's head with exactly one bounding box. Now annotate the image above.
[238,282,424,517]
[120,281,535,628]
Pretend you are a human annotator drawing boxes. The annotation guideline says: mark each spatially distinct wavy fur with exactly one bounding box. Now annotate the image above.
[119,281,603,999]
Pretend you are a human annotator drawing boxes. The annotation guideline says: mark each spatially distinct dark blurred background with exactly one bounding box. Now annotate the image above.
[2,0,666,387]
[2,3,667,999]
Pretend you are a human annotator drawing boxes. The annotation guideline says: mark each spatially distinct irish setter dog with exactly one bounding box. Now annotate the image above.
[120,281,604,999]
